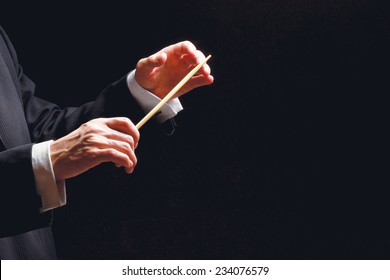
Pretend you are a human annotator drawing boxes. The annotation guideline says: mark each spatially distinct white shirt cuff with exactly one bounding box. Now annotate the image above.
[32,141,66,213]
[127,70,183,123]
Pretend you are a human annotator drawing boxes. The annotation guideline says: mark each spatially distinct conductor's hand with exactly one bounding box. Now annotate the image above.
[50,117,140,181]
[135,41,214,99]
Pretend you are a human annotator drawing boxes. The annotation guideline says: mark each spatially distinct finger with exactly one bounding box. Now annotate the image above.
[105,129,136,150]
[204,64,211,76]
[196,50,212,76]
[89,131,137,166]
[105,117,140,147]
[199,62,212,76]
[105,138,138,167]
[137,52,167,71]
[116,165,136,175]
[181,52,204,67]
[124,166,135,174]
[183,74,214,93]
[90,133,137,166]
[173,41,197,57]
[181,51,211,76]
[172,74,214,98]
[99,148,134,168]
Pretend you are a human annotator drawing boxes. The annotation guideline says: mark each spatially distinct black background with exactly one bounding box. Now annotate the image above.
[1,0,389,259]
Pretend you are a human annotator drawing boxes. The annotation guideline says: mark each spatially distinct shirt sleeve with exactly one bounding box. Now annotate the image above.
[32,140,66,213]
[127,70,183,123]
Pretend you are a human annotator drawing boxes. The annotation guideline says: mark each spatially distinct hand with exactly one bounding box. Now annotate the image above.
[50,117,140,181]
[135,41,214,99]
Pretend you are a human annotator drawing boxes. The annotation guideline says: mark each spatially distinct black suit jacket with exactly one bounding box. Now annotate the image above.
[0,26,150,241]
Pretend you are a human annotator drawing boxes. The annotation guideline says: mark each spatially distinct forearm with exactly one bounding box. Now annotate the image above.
[23,75,144,143]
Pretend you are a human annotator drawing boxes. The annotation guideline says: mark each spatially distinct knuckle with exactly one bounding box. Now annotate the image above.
[127,136,134,146]
[134,130,140,141]
[83,134,98,145]
[118,116,129,122]
[103,148,116,158]
[84,147,99,159]
[81,121,98,134]
[183,40,192,46]
[124,117,134,127]
[122,141,131,151]
[80,122,91,131]
[137,58,147,68]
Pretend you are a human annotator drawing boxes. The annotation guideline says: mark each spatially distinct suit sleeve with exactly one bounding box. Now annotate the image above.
[21,73,146,142]
[0,26,144,237]
[0,143,54,237]
[0,28,143,142]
